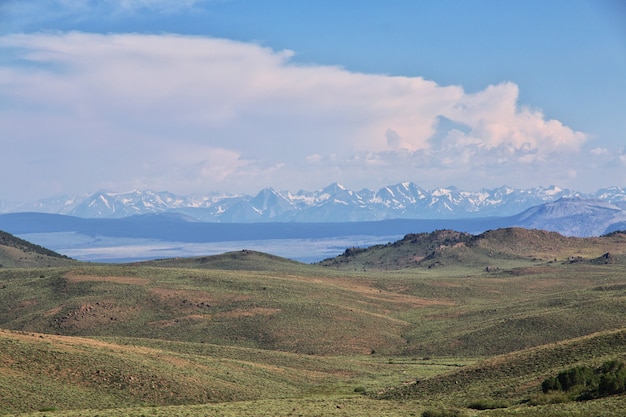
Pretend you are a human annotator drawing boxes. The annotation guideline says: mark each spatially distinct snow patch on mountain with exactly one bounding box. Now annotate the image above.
[4,183,626,224]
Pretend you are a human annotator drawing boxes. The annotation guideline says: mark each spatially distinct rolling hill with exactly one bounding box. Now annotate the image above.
[319,227,626,270]
[2,228,626,416]
[0,230,75,268]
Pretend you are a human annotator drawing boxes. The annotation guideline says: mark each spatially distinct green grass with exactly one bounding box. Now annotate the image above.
[319,228,626,271]
[11,397,431,417]
[2,253,626,358]
[377,328,626,405]
[0,329,471,415]
[2,228,626,415]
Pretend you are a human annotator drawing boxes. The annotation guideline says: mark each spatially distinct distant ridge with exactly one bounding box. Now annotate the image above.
[0,229,74,267]
[0,230,69,259]
[4,183,626,223]
[1,198,625,263]
[512,198,626,236]
[1,198,624,240]
[319,227,626,270]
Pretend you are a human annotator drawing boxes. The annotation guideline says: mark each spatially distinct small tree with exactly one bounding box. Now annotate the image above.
[540,360,626,401]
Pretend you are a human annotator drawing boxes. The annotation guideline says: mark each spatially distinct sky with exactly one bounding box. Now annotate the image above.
[1,0,625,202]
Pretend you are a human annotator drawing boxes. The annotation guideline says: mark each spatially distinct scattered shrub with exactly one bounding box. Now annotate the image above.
[467,398,508,410]
[529,391,570,406]
[422,407,468,417]
[353,386,366,394]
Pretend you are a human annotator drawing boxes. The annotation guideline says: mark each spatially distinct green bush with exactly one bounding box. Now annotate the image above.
[557,366,597,391]
[353,386,366,394]
[467,398,508,410]
[540,360,626,401]
[597,360,626,396]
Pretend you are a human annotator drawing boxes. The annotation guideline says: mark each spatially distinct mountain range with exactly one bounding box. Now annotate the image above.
[4,183,626,223]
[1,197,626,245]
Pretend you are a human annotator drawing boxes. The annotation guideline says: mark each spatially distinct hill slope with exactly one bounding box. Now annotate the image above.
[2,237,626,359]
[134,249,307,272]
[319,227,626,270]
[2,229,626,415]
[0,329,389,414]
[378,328,626,410]
[0,229,75,268]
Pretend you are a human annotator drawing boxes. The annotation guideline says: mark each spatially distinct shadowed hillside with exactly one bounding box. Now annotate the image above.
[319,228,626,270]
[0,229,75,268]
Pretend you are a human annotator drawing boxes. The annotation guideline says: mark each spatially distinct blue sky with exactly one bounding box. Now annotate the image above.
[1,0,625,201]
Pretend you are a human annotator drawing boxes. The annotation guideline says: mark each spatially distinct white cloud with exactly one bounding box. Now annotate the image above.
[444,83,587,153]
[590,147,610,157]
[0,32,592,199]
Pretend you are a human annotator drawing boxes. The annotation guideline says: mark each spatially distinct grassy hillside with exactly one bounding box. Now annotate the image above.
[6,329,626,416]
[379,328,626,403]
[1,328,439,414]
[0,264,412,355]
[319,228,626,270]
[2,228,626,416]
[134,249,308,271]
[0,230,76,268]
[2,237,626,358]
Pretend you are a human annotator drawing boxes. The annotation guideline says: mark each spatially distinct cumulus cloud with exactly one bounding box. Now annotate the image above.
[0,32,591,198]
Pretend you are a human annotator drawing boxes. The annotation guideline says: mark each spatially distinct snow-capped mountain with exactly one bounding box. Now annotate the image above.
[3,183,625,223]
[511,198,626,237]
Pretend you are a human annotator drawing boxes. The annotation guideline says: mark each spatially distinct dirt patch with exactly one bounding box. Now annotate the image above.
[64,272,149,286]
[14,298,38,309]
[51,301,137,330]
[149,287,251,308]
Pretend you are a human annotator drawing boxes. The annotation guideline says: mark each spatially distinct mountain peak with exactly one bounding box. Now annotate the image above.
[4,184,626,226]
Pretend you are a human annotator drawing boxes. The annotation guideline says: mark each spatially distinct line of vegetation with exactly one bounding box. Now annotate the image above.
[541,360,626,401]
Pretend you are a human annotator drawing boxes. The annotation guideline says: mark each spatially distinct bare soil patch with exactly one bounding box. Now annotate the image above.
[149,287,251,308]
[52,301,138,330]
